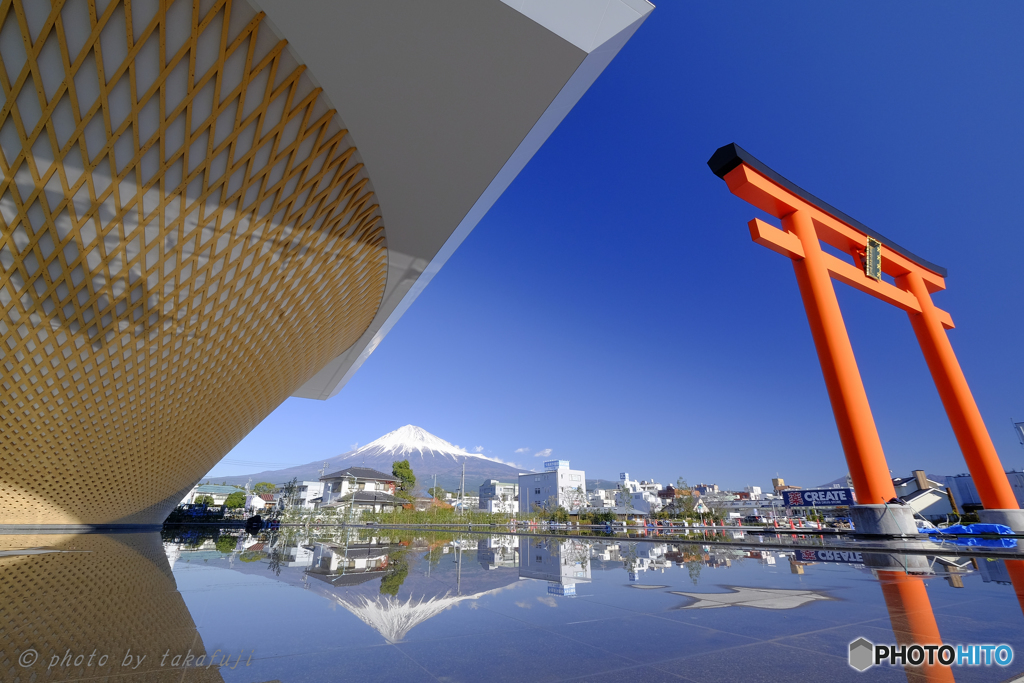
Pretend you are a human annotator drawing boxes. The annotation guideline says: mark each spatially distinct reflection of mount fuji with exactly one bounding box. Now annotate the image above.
[220,535,522,642]
[216,425,531,493]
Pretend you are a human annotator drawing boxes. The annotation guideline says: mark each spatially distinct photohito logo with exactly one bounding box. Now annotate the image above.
[849,638,1013,671]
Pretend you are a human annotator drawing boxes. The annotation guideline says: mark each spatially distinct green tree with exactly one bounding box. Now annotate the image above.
[379,562,409,596]
[427,486,446,500]
[392,460,416,502]
[253,482,276,494]
[194,494,214,506]
[215,535,237,553]
[224,491,246,509]
[674,478,697,515]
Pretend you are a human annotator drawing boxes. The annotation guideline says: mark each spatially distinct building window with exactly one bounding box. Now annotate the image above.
[535,488,541,495]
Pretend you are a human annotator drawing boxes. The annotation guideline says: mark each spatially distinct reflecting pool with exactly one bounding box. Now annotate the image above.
[3,528,1024,682]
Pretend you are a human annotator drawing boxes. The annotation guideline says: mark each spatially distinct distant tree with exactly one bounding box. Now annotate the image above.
[224,491,246,509]
[215,535,237,553]
[194,495,214,506]
[427,486,446,500]
[551,506,570,523]
[392,460,416,501]
[253,482,276,494]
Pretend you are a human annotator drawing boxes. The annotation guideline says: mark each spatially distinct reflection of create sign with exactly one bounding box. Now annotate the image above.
[786,488,855,507]
[796,549,863,564]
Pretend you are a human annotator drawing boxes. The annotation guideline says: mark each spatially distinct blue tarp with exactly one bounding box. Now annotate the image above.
[921,523,1017,547]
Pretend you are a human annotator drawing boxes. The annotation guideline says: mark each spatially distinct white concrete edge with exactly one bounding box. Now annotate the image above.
[294,8,652,400]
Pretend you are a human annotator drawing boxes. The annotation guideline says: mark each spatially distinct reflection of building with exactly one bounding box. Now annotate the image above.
[519,460,586,513]
[478,536,519,569]
[310,542,392,578]
[977,558,1012,585]
[1,533,222,681]
[519,537,591,597]
[0,0,652,526]
[479,480,518,514]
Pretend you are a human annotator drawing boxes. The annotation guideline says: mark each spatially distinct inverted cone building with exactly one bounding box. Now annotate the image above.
[0,0,653,526]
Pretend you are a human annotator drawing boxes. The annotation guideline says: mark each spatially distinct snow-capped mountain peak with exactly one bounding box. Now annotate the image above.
[340,425,505,464]
[361,425,473,457]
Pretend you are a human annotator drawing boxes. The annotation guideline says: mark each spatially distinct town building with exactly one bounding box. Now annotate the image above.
[275,481,326,510]
[479,481,518,514]
[616,473,663,514]
[519,461,587,513]
[947,471,1024,513]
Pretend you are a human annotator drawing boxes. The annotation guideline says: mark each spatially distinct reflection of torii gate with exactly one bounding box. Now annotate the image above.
[708,144,1022,534]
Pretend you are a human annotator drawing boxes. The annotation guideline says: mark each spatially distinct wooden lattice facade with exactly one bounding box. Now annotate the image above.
[0,0,388,524]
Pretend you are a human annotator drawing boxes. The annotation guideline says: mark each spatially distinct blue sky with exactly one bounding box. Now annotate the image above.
[208,3,1024,489]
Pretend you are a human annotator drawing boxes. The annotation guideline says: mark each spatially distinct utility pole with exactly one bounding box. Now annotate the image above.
[460,462,466,517]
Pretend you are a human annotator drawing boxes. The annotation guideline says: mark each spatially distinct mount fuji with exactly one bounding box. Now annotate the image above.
[210,425,534,493]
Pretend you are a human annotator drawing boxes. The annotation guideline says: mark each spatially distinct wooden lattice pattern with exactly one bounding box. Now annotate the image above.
[0,0,388,524]
[0,533,224,681]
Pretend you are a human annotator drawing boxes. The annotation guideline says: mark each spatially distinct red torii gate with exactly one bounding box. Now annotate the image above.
[707,143,1022,535]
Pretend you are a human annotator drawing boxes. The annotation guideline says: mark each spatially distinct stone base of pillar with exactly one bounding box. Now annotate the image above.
[977,508,1024,533]
[850,504,918,537]
[862,551,932,573]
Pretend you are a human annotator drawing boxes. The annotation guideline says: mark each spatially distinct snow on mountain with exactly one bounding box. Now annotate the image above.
[210,425,533,492]
[341,425,508,465]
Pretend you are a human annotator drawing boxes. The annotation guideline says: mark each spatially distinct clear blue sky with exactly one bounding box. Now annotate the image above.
[208,3,1024,489]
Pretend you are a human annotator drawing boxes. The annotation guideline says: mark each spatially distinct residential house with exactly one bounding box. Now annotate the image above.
[894,470,954,522]
[246,493,278,511]
[321,466,399,504]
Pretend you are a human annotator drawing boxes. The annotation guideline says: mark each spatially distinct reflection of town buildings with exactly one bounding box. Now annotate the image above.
[2,534,223,682]
[207,532,523,643]
[519,537,591,597]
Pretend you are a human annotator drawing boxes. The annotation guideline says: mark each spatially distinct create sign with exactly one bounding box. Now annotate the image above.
[795,549,864,564]
[785,488,856,507]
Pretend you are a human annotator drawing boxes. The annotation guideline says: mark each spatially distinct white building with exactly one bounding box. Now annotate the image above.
[616,473,663,514]
[479,480,518,514]
[519,461,587,513]
[589,489,618,509]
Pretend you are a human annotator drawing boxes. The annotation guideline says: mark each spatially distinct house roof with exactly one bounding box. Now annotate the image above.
[901,487,944,503]
[257,493,277,501]
[321,466,398,482]
[334,490,402,505]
